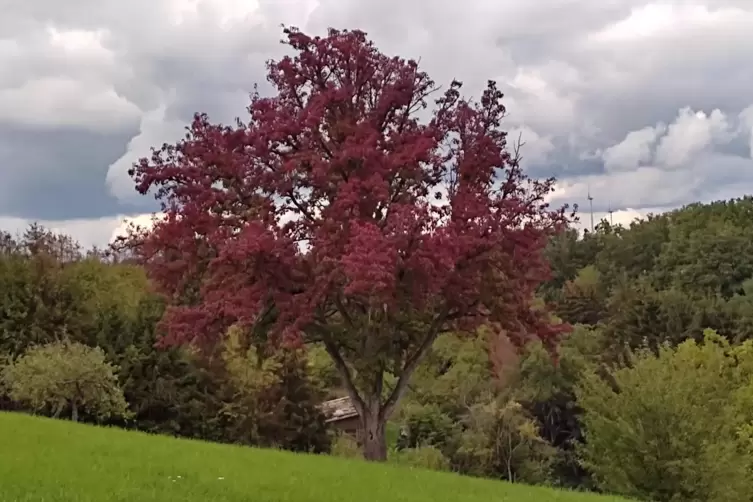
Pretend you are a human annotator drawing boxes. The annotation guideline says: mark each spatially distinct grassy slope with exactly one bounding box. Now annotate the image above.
[0,412,628,502]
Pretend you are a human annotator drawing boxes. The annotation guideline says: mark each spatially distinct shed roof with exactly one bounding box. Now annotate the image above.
[319,396,359,423]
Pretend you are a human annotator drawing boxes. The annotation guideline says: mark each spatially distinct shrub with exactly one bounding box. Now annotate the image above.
[391,445,450,471]
[331,434,361,459]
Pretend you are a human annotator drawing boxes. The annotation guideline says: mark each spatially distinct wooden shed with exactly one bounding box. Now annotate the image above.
[319,396,360,437]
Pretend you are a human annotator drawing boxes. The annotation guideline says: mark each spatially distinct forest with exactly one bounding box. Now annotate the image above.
[3,197,753,502]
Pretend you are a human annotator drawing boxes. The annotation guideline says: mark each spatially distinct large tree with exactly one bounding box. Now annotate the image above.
[122,27,569,460]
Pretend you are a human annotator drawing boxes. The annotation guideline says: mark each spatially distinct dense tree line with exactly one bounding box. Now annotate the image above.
[387,197,753,501]
[0,225,330,453]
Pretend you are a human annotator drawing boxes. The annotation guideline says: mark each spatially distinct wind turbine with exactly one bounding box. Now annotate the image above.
[587,185,594,232]
[607,201,614,226]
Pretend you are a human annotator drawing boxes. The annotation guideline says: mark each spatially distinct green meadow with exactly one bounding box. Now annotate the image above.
[0,412,630,502]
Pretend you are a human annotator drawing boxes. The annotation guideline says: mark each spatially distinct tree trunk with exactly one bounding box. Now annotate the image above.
[71,401,79,422]
[360,404,387,461]
[52,400,64,419]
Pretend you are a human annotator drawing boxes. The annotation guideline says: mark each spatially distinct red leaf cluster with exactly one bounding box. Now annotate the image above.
[122,27,571,357]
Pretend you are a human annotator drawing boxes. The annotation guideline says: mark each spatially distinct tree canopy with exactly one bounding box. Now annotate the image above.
[122,26,569,460]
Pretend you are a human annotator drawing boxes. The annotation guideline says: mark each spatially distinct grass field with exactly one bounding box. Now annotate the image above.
[0,412,630,502]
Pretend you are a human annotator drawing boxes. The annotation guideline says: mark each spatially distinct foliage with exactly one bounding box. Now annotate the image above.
[0,412,633,502]
[454,399,557,484]
[218,326,331,452]
[0,352,16,412]
[405,332,495,416]
[576,331,753,502]
[544,196,753,354]
[1,341,129,422]
[513,325,606,487]
[0,225,330,453]
[554,267,607,326]
[306,343,340,397]
[330,433,362,459]
[398,403,460,455]
[122,26,569,460]
[396,332,557,484]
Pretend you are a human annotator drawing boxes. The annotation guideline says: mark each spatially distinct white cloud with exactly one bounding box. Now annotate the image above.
[654,107,732,168]
[739,105,753,158]
[553,105,753,215]
[3,0,753,226]
[591,3,742,42]
[503,65,580,133]
[575,206,662,232]
[106,96,186,202]
[508,126,555,166]
[602,123,665,172]
[0,214,153,250]
[0,77,141,132]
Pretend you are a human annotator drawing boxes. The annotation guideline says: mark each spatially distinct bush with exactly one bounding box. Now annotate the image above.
[399,402,459,453]
[391,445,450,471]
[331,434,361,459]
[513,325,605,488]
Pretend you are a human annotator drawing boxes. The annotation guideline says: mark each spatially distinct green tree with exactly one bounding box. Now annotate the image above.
[0,249,89,357]
[540,228,604,301]
[513,325,605,487]
[593,214,669,288]
[554,266,607,326]
[2,341,130,422]
[215,326,331,453]
[658,221,753,298]
[601,279,733,354]
[454,398,557,484]
[576,331,753,502]
[396,331,558,483]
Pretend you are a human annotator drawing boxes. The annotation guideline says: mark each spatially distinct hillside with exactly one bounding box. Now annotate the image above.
[0,412,628,502]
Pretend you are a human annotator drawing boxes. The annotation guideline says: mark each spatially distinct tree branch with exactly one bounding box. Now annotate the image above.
[321,336,365,415]
[334,294,355,328]
[380,308,449,420]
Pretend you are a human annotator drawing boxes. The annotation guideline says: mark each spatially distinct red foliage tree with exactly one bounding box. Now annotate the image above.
[122,27,571,460]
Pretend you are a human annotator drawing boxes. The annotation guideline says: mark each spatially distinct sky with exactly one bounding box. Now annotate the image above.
[1,0,752,248]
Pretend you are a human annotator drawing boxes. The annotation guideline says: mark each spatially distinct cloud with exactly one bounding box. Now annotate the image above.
[550,105,753,214]
[0,77,141,132]
[575,206,664,233]
[508,126,555,166]
[739,105,753,158]
[2,0,753,247]
[105,97,186,204]
[0,213,143,250]
[602,124,666,173]
[654,107,732,168]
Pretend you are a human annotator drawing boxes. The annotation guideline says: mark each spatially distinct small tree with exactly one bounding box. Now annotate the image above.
[122,27,569,460]
[455,399,557,484]
[1,341,129,422]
